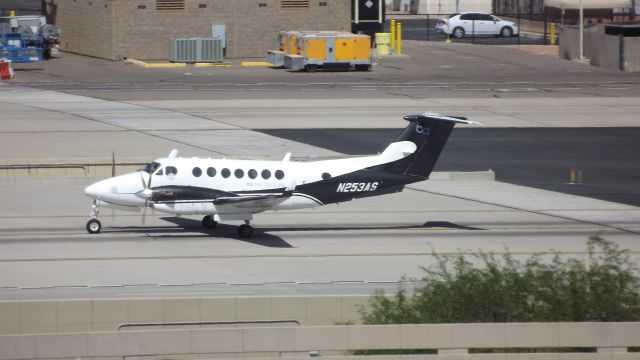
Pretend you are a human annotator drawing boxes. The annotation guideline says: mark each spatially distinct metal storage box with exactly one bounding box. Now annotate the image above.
[283,32,372,72]
[170,38,223,63]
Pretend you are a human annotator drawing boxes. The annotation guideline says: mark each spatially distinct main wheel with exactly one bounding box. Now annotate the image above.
[86,219,102,234]
[237,224,254,238]
[500,26,513,37]
[202,215,217,229]
[452,27,465,39]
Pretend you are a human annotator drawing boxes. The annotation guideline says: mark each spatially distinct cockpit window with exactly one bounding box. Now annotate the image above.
[142,162,161,174]
[166,166,178,176]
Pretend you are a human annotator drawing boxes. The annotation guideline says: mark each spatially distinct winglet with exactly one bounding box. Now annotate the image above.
[168,149,179,159]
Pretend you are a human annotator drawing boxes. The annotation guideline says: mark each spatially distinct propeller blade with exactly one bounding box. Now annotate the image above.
[141,201,148,226]
[147,171,153,190]
[139,171,147,189]
[111,152,116,177]
[138,169,154,226]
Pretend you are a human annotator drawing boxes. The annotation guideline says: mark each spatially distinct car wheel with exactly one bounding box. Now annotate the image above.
[452,27,465,39]
[500,26,513,37]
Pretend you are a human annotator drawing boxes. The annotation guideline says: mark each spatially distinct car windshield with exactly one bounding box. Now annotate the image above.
[142,161,161,174]
[448,13,459,18]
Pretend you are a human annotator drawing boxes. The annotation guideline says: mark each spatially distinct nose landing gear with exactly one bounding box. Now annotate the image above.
[86,201,102,234]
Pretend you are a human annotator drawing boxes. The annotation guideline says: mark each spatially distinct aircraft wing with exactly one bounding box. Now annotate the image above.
[213,191,293,208]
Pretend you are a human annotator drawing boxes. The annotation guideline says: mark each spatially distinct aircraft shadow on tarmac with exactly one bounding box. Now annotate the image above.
[100,218,483,248]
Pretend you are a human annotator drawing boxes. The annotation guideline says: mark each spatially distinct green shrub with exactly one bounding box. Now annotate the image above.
[359,236,640,324]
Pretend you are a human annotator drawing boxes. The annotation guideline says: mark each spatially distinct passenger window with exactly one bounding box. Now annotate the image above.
[221,168,231,178]
[192,167,202,177]
[275,170,284,180]
[248,169,258,179]
[235,169,244,178]
[207,167,216,177]
[322,172,331,180]
[460,14,473,20]
[166,166,178,176]
[261,169,271,179]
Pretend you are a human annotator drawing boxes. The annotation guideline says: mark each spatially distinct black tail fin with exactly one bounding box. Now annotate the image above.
[376,113,475,179]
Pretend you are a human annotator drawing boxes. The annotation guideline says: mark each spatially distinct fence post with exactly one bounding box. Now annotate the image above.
[472,20,476,44]
[426,14,430,41]
[544,12,548,45]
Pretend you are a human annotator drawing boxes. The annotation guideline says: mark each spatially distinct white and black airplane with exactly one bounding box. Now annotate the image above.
[84,113,478,237]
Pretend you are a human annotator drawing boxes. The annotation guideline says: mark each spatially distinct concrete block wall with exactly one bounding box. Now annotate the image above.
[1,322,639,360]
[49,0,115,60]
[0,296,370,335]
[559,24,640,72]
[52,0,351,60]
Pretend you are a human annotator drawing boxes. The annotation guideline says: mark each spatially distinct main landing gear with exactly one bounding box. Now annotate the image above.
[86,200,102,234]
[202,215,217,229]
[201,215,254,238]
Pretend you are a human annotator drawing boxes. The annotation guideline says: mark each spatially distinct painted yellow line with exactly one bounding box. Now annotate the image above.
[125,58,148,67]
[195,62,232,67]
[241,61,274,67]
[125,58,186,68]
[145,62,186,68]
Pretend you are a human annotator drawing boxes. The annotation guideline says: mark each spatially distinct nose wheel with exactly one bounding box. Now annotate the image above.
[86,219,102,234]
[86,200,102,234]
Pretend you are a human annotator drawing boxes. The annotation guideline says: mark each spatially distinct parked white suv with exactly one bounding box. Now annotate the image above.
[436,12,519,39]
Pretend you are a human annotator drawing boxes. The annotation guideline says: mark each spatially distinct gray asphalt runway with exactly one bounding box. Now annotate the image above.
[0,174,638,300]
[259,128,640,207]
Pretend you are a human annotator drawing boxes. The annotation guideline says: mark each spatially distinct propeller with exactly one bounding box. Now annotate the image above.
[136,170,154,226]
[111,152,116,221]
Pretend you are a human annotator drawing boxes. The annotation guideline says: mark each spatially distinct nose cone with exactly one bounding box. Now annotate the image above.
[84,179,109,199]
[84,172,148,206]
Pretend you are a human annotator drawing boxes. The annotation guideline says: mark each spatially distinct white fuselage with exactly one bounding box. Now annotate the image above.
[84,141,416,217]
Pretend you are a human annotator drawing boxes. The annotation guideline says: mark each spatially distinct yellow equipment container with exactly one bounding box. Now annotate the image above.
[283,32,372,72]
[268,30,325,66]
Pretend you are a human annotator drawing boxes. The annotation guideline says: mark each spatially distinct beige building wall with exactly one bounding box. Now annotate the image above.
[48,0,116,60]
[51,0,351,60]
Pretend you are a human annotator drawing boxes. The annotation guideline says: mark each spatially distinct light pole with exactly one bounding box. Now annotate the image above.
[579,0,584,61]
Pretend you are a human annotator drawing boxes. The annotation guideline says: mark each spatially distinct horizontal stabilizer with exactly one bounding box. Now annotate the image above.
[404,112,483,126]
